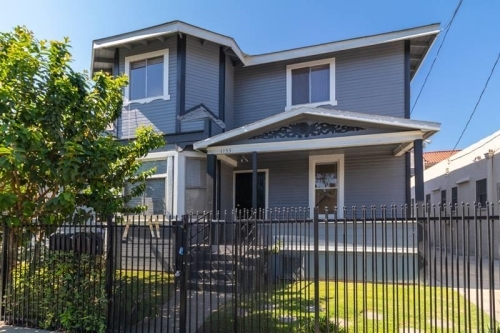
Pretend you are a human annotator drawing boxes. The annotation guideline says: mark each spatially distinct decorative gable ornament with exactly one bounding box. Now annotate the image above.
[249,122,364,140]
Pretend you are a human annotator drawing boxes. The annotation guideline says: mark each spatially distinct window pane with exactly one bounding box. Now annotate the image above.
[147,58,164,98]
[130,64,146,100]
[291,67,310,105]
[186,158,207,188]
[310,64,330,103]
[452,187,458,206]
[140,160,167,175]
[315,188,337,214]
[186,188,207,213]
[144,178,166,214]
[125,182,142,210]
[315,163,337,189]
[476,178,487,206]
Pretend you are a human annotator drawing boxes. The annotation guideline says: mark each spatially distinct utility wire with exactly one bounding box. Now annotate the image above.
[452,52,500,150]
[410,0,464,115]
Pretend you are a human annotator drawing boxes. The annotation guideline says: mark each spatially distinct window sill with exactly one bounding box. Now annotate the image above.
[285,100,338,111]
[124,95,171,106]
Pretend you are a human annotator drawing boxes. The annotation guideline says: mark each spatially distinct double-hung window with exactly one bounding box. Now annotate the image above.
[124,49,170,104]
[309,155,344,218]
[126,159,167,215]
[286,58,336,110]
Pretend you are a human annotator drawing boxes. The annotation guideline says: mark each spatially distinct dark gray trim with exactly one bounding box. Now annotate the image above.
[176,34,187,131]
[405,151,411,214]
[207,155,217,216]
[113,48,120,137]
[219,47,226,124]
[216,160,222,213]
[404,40,411,119]
[117,130,207,147]
[413,139,424,203]
[252,152,257,210]
[404,40,411,214]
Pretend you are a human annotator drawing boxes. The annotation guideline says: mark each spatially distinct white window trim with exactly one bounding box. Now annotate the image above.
[233,169,270,210]
[127,155,169,215]
[286,58,337,111]
[309,154,344,218]
[124,49,170,105]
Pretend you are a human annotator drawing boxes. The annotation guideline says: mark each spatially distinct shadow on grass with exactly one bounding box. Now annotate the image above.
[110,270,174,331]
[195,280,496,333]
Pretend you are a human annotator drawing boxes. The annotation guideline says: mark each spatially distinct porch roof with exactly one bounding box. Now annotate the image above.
[193,107,440,156]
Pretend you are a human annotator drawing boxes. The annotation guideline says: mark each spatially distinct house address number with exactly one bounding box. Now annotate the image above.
[220,148,232,154]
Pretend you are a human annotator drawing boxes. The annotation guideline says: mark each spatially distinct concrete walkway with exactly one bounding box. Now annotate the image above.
[130,290,232,333]
[0,323,52,333]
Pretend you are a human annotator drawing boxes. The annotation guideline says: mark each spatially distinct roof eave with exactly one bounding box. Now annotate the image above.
[243,24,440,67]
[92,21,247,64]
[193,107,441,150]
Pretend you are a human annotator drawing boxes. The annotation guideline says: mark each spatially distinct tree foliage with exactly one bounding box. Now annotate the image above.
[0,27,165,226]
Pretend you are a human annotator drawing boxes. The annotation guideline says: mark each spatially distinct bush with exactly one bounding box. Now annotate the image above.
[5,251,107,332]
[294,315,346,333]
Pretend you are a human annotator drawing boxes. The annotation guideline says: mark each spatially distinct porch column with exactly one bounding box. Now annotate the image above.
[413,139,425,206]
[207,154,217,217]
[252,151,258,210]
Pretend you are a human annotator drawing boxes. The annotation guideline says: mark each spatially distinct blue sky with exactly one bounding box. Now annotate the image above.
[2,0,499,151]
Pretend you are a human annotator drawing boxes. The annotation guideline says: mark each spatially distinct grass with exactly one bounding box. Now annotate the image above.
[110,270,175,330]
[200,281,494,333]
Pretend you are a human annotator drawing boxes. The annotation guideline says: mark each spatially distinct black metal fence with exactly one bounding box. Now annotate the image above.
[1,204,500,332]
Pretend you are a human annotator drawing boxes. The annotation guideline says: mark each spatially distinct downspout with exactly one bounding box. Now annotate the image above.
[485,149,494,205]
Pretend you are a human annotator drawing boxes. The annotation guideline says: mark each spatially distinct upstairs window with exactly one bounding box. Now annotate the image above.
[286,58,336,110]
[124,49,170,104]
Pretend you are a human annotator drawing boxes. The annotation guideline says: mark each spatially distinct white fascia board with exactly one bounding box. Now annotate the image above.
[93,21,247,65]
[206,131,423,155]
[194,107,440,150]
[244,24,440,67]
[218,155,238,168]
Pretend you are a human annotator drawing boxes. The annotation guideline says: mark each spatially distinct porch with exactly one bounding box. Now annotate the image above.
[193,106,440,217]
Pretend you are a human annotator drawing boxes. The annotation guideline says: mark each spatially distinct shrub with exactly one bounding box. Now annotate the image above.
[5,251,107,332]
[294,315,346,333]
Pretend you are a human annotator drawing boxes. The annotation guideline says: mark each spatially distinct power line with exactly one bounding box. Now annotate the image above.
[410,0,464,116]
[452,52,500,150]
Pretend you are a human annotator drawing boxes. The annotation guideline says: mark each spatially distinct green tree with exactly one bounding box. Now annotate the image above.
[0,26,165,227]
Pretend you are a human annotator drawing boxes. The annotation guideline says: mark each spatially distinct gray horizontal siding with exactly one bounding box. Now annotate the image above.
[234,41,405,127]
[222,147,404,211]
[344,146,406,207]
[118,37,177,139]
[225,56,235,130]
[185,36,219,115]
[234,152,309,209]
[180,119,204,132]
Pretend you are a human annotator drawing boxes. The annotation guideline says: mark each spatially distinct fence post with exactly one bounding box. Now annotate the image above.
[1,223,8,319]
[313,208,320,333]
[105,215,114,332]
[179,215,189,333]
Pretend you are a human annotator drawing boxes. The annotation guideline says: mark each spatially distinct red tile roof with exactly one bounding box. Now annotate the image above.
[423,150,460,167]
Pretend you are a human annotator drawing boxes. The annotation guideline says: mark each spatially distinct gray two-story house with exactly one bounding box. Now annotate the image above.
[91,21,440,218]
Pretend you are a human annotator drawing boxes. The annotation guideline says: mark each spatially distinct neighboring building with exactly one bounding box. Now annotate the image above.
[411,130,500,209]
[91,21,441,217]
[423,150,460,169]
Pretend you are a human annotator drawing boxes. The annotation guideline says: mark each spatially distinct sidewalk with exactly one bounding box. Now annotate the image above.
[0,323,53,333]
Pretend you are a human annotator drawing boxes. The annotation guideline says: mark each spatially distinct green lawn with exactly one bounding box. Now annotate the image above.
[200,281,494,333]
[110,270,175,330]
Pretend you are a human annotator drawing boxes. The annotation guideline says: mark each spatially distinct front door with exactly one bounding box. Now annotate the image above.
[234,172,266,212]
